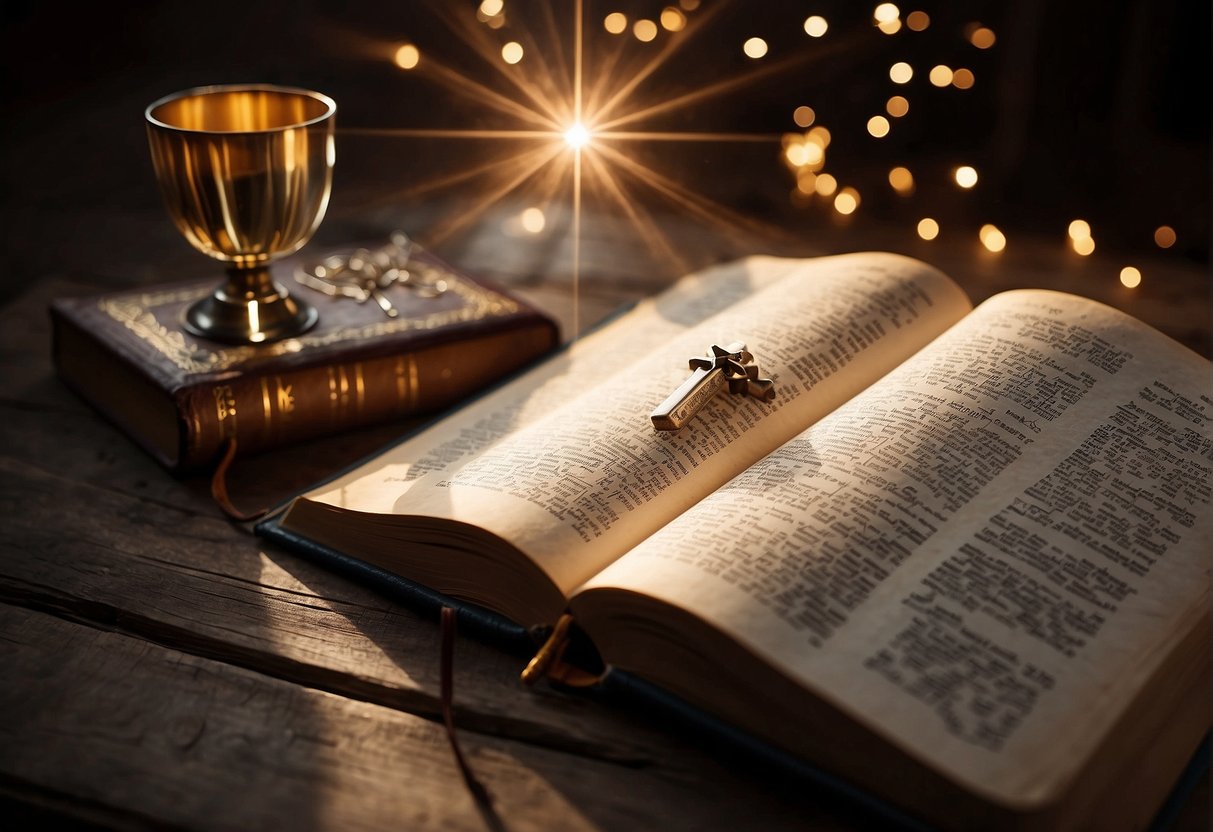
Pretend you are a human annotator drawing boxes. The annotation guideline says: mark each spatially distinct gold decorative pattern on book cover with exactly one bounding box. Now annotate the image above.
[99,257,522,374]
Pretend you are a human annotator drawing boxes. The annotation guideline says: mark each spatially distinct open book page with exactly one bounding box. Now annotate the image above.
[579,290,1212,807]
[389,253,972,605]
[301,255,807,513]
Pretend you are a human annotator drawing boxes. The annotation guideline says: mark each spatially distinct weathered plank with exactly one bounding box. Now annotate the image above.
[0,449,882,826]
[0,455,639,758]
[0,605,848,832]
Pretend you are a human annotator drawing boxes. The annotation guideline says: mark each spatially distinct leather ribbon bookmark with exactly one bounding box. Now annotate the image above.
[210,438,270,523]
[440,607,505,832]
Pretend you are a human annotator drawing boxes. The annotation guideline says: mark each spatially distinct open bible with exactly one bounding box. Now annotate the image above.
[265,253,1211,830]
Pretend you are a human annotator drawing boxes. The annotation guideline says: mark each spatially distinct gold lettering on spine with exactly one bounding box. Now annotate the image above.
[394,356,407,410]
[263,376,295,436]
[354,363,365,415]
[212,385,237,439]
[328,367,339,421]
[275,378,295,415]
[258,375,296,436]
[260,378,273,433]
[408,354,420,409]
[337,366,351,412]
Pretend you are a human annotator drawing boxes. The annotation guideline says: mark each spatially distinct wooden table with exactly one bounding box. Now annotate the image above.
[1,76,1209,829]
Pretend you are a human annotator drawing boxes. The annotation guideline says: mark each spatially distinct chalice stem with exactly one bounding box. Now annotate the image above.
[226,264,279,304]
[183,263,317,344]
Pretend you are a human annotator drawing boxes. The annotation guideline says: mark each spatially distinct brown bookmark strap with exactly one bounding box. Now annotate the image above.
[210,438,269,523]
[520,613,606,688]
[440,607,504,831]
[521,613,575,685]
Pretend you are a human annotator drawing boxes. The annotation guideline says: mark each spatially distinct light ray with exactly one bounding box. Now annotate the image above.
[580,28,629,119]
[592,142,783,244]
[328,138,561,214]
[582,149,689,274]
[571,144,582,338]
[588,1,727,127]
[537,1,574,110]
[574,0,583,124]
[426,143,568,244]
[417,56,563,130]
[570,0,583,339]
[595,53,818,132]
[425,1,568,126]
[339,127,559,140]
[596,131,782,143]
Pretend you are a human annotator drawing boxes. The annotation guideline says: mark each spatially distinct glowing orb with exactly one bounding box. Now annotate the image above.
[564,122,591,149]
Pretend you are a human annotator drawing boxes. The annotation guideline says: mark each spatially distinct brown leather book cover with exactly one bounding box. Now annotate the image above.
[50,247,560,471]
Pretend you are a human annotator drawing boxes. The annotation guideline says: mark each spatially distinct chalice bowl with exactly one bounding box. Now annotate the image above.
[146,84,336,343]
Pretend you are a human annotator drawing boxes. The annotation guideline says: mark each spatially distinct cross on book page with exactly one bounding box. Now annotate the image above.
[650,342,776,431]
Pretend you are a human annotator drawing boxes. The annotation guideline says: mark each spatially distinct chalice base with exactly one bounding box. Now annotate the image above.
[183,267,318,344]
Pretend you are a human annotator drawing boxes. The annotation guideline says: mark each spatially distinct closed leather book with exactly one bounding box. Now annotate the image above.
[50,247,559,471]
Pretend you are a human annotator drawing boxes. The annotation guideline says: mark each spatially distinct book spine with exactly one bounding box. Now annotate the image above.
[176,324,556,470]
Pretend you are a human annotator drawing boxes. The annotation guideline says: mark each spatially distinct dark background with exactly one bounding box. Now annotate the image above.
[1,0,1208,306]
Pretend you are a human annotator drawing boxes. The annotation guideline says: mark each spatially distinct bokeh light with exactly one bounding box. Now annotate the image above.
[873,3,899,22]
[867,116,891,138]
[889,166,914,194]
[952,68,975,89]
[501,41,524,64]
[969,26,997,49]
[743,37,769,59]
[1154,225,1177,248]
[886,95,909,117]
[873,3,901,34]
[834,187,860,214]
[520,207,546,233]
[633,19,658,42]
[954,165,978,188]
[906,10,929,31]
[917,217,939,239]
[980,224,1006,252]
[660,7,686,31]
[1120,267,1142,288]
[890,62,913,84]
[1069,219,1095,255]
[929,65,954,86]
[807,125,831,146]
[604,12,627,34]
[815,173,838,196]
[803,16,828,37]
[394,44,420,70]
[476,0,504,27]
[793,105,816,128]
[784,141,811,167]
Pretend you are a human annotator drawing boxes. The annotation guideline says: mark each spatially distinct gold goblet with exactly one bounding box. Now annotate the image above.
[146,84,336,343]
